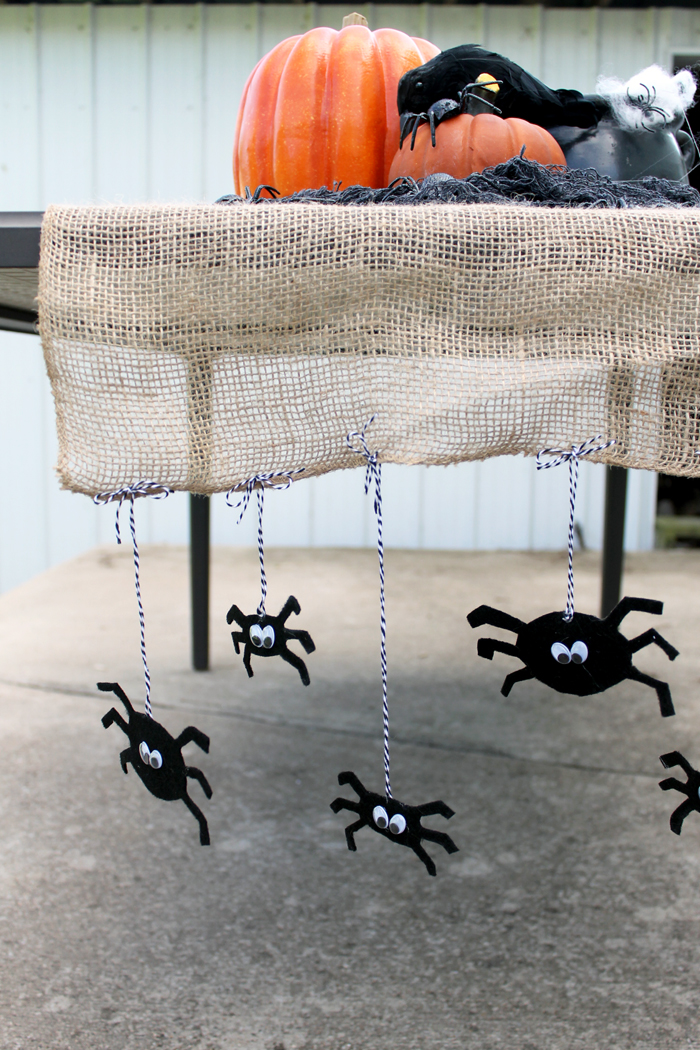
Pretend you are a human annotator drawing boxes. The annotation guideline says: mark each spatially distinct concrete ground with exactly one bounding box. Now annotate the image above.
[0,544,699,1050]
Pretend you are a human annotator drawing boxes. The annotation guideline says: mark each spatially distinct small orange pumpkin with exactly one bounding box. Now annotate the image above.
[233,16,439,197]
[388,112,566,182]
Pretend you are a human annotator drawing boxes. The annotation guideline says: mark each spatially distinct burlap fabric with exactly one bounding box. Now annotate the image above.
[38,202,700,495]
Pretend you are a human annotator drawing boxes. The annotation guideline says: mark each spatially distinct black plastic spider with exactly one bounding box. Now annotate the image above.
[467,596,678,717]
[226,595,316,686]
[99,682,213,845]
[330,771,459,876]
[659,751,700,834]
[215,185,280,204]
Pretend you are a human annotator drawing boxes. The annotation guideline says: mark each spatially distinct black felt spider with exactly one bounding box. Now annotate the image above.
[659,751,700,834]
[330,771,459,876]
[99,682,213,845]
[467,596,678,717]
[226,595,316,686]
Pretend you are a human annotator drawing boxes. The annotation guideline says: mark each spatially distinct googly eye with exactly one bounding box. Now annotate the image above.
[139,741,151,764]
[372,805,389,830]
[250,624,263,647]
[262,625,275,649]
[551,642,571,664]
[389,813,407,835]
[149,750,163,770]
[570,640,588,665]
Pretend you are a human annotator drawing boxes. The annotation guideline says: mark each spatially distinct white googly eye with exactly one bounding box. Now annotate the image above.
[139,741,151,764]
[389,813,407,835]
[250,624,263,647]
[149,750,163,770]
[372,805,389,829]
[262,625,275,649]
[570,640,588,665]
[551,642,571,664]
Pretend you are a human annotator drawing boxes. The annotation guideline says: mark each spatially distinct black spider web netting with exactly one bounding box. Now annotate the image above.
[217,155,700,209]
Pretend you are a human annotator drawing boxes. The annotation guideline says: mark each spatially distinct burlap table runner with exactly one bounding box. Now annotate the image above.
[38,202,700,495]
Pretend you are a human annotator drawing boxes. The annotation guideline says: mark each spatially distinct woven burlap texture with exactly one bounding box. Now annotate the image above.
[38,201,700,496]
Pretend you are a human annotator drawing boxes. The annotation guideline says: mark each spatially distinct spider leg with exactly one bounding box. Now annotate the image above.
[410,114,425,151]
[627,628,678,662]
[669,798,696,836]
[176,727,210,753]
[605,596,663,628]
[186,766,213,800]
[501,667,535,697]
[285,628,316,654]
[242,644,255,679]
[626,665,675,717]
[119,747,132,774]
[230,630,245,656]
[410,841,437,877]
[278,595,301,624]
[660,751,696,777]
[182,792,210,846]
[477,638,520,661]
[659,776,690,796]
[101,706,130,735]
[330,796,361,815]
[226,604,247,628]
[336,771,368,797]
[429,109,437,147]
[467,605,526,634]
[416,800,454,819]
[420,826,459,855]
[98,682,135,716]
[342,818,366,852]
[279,647,310,686]
[399,113,416,149]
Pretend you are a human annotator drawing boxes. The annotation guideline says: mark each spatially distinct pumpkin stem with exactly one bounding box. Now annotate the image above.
[342,12,369,27]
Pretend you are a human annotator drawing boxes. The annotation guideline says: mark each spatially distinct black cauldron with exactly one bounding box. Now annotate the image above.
[549,119,695,183]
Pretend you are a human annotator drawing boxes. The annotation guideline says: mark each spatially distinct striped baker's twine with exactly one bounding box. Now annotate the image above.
[227,470,304,617]
[347,418,391,800]
[94,482,172,717]
[536,437,615,621]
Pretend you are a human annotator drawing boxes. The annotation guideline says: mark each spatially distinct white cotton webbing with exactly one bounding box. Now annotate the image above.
[38,201,700,495]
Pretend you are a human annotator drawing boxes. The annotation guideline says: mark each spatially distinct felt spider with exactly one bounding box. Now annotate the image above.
[226,595,316,686]
[99,682,212,845]
[659,751,700,834]
[330,771,459,876]
[467,596,678,717]
[397,44,608,149]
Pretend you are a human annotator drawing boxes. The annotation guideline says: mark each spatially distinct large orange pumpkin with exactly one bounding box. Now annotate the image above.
[233,18,439,196]
[388,112,566,182]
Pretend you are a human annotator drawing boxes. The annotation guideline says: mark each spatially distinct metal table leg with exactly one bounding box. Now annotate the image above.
[600,466,628,617]
[190,494,210,670]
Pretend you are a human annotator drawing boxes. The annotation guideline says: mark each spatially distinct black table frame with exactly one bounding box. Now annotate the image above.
[0,212,629,670]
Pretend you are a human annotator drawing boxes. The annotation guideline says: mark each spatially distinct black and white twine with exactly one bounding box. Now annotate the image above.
[94,481,172,717]
[347,418,392,800]
[227,470,304,617]
[536,437,615,621]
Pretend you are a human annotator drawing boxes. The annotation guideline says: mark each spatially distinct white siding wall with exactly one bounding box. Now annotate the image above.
[1,3,690,591]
